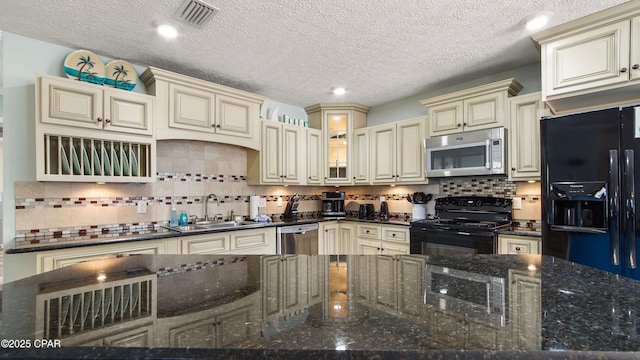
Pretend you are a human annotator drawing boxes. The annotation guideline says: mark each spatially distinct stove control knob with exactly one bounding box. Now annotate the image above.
[475,200,482,207]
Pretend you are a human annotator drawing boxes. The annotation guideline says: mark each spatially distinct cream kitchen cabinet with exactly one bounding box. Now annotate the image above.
[181,233,230,254]
[508,92,546,181]
[355,224,410,255]
[36,238,179,274]
[141,67,266,150]
[352,127,370,184]
[306,127,323,185]
[371,117,426,184]
[36,75,156,183]
[420,79,522,137]
[181,227,276,255]
[320,221,355,255]
[305,103,369,185]
[532,2,640,114]
[38,75,153,136]
[247,121,302,185]
[498,234,541,255]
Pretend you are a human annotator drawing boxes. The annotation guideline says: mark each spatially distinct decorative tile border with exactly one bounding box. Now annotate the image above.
[156,256,248,277]
[14,223,161,248]
[156,173,247,182]
[439,177,516,197]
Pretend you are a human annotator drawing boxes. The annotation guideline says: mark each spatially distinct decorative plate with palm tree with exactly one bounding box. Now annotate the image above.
[63,49,106,85]
[105,60,137,91]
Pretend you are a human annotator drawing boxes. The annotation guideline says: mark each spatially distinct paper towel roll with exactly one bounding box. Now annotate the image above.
[250,196,260,220]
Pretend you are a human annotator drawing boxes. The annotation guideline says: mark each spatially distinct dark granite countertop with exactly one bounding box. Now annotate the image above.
[7,218,410,254]
[2,254,640,359]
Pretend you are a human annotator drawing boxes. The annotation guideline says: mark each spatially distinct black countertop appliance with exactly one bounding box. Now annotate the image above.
[358,204,375,219]
[322,191,345,217]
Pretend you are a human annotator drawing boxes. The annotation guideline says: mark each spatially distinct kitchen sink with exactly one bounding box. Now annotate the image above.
[163,220,268,233]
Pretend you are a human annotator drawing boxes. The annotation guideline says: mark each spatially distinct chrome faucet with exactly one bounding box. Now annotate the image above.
[204,194,220,222]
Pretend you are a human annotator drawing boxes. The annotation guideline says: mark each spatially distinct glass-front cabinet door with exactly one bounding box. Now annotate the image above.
[326,111,349,182]
[304,103,370,186]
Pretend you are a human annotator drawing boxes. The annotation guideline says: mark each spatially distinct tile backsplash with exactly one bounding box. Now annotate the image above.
[14,140,541,239]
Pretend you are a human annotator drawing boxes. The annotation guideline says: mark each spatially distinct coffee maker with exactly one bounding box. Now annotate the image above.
[322,191,346,217]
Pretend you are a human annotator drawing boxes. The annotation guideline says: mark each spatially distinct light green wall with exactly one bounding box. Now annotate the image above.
[366,63,541,126]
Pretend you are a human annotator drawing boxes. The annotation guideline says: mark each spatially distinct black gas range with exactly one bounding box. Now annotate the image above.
[410,196,512,255]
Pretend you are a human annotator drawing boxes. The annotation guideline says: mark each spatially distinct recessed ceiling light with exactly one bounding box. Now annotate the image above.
[333,87,346,96]
[521,11,553,31]
[157,23,178,39]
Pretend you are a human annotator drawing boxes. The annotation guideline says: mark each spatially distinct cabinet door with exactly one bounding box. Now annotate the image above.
[463,91,504,131]
[371,124,396,183]
[381,241,410,255]
[509,93,542,180]
[306,128,323,184]
[103,89,153,135]
[352,128,370,184]
[282,124,302,183]
[338,223,355,255]
[230,228,275,254]
[543,21,630,97]
[356,238,381,255]
[319,222,340,255]
[215,93,256,139]
[324,111,351,184]
[428,100,463,136]
[39,76,103,130]
[396,118,425,183]
[168,82,216,131]
[182,233,229,254]
[632,17,640,81]
[261,121,283,183]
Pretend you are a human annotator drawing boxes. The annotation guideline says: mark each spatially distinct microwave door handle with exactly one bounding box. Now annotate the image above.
[625,149,636,269]
[610,149,620,266]
[485,140,491,169]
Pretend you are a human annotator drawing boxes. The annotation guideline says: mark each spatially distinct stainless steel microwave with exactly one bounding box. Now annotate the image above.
[424,127,506,178]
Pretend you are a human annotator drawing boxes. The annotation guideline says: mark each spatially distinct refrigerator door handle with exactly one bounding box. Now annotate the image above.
[610,149,620,266]
[624,149,636,269]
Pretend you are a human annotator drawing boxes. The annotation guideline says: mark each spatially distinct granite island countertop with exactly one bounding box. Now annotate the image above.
[1,254,640,359]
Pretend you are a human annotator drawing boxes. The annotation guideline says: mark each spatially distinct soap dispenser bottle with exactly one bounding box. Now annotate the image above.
[179,211,188,226]
[170,202,179,227]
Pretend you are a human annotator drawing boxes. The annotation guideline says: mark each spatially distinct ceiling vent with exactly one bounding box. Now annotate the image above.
[174,0,219,28]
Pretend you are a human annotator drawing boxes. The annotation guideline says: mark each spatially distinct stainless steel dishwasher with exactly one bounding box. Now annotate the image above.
[277,223,319,254]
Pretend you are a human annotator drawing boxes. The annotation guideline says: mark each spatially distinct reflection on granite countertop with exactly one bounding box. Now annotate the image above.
[7,218,412,254]
[2,254,640,359]
[498,227,542,237]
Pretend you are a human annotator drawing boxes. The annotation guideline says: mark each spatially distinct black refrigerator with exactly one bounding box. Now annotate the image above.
[541,105,640,280]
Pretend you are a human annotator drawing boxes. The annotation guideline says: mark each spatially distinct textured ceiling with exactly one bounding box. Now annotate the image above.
[0,0,630,107]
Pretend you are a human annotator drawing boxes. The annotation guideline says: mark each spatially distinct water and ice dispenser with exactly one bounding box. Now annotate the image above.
[549,181,607,232]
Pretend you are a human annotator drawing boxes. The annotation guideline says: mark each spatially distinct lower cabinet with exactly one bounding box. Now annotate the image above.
[355,224,410,255]
[36,238,179,274]
[181,227,276,255]
[319,221,355,255]
[498,234,541,254]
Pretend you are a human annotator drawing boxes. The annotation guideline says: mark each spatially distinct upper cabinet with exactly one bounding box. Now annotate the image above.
[371,117,426,184]
[247,120,303,185]
[35,74,156,183]
[508,92,548,181]
[532,2,640,114]
[305,103,369,185]
[141,67,266,150]
[39,75,153,136]
[306,128,323,185]
[352,127,370,184]
[420,79,522,137]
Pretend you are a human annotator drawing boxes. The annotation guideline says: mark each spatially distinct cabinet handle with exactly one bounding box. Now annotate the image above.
[216,124,221,128]
[511,167,516,171]
[515,247,521,251]
[633,64,640,70]
[463,122,467,126]
[308,176,312,179]
[457,123,462,127]
[392,233,396,237]
[104,119,111,124]
[621,67,628,73]
[97,118,102,122]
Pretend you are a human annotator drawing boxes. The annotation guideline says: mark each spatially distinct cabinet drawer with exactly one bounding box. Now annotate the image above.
[382,227,409,243]
[498,235,540,255]
[182,234,229,254]
[358,225,381,239]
